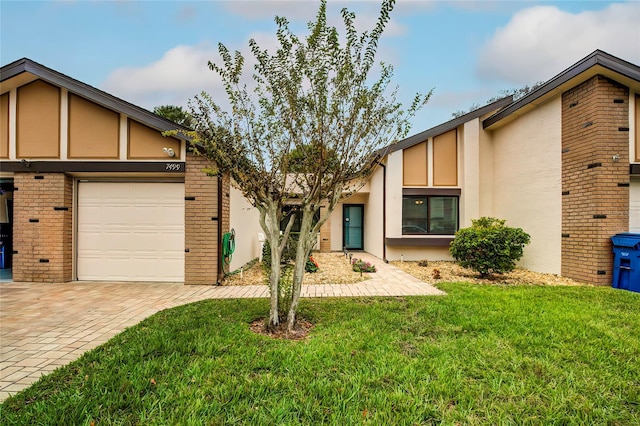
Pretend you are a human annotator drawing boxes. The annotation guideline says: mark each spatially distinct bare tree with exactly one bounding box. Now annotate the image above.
[188,0,430,331]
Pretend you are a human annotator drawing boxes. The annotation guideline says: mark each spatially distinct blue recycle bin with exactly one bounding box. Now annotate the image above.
[611,233,640,292]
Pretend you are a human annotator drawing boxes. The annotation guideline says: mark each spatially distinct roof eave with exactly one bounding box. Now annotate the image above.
[0,58,190,135]
[482,50,640,130]
[384,95,514,155]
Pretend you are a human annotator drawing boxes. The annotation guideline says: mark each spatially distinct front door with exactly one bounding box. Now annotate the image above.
[343,204,364,250]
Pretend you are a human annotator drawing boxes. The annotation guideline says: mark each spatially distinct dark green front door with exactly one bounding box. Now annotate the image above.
[343,205,364,250]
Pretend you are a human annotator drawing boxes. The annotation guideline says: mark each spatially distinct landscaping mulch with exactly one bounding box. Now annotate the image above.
[250,318,314,340]
[222,252,368,286]
[392,260,590,286]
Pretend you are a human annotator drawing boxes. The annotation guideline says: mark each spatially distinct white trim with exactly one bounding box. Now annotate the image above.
[8,88,17,160]
[119,114,128,160]
[427,137,433,187]
[60,89,68,160]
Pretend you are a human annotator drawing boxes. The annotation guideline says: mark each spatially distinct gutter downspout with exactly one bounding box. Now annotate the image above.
[217,174,223,285]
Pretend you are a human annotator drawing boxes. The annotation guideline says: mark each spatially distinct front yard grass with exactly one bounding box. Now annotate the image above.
[2,284,639,424]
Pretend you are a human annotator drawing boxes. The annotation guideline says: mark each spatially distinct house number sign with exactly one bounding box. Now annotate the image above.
[165,163,183,172]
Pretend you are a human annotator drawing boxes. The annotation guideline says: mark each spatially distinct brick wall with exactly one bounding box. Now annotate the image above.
[184,153,229,285]
[12,173,73,282]
[319,207,331,252]
[561,75,630,284]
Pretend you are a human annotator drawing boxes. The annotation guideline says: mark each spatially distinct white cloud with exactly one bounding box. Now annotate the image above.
[102,1,404,110]
[477,2,640,85]
[102,43,224,109]
[223,0,407,36]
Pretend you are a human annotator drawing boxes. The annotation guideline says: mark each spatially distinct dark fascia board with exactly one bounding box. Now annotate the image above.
[1,160,186,173]
[0,58,190,135]
[483,50,640,129]
[385,96,513,154]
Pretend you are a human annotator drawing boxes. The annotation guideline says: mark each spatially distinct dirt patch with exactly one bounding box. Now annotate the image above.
[250,318,314,340]
[393,260,590,286]
[222,252,368,286]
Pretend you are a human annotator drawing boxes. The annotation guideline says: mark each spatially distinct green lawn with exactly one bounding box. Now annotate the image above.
[2,284,639,425]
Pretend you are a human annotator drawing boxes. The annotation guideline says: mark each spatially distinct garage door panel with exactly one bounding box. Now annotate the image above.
[77,182,185,282]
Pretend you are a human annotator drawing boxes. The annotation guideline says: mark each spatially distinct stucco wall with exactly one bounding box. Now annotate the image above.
[385,151,404,238]
[461,120,479,227]
[363,165,384,258]
[386,246,452,261]
[489,96,562,274]
[229,186,262,271]
[631,178,640,233]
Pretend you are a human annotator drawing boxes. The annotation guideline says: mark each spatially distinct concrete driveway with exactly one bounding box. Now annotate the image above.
[0,253,444,401]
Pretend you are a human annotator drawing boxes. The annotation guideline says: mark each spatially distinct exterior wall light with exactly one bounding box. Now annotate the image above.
[163,147,176,158]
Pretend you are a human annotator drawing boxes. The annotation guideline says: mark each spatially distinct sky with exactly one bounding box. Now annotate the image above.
[2,0,639,132]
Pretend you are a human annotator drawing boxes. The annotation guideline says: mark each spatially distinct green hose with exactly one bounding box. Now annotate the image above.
[222,230,236,272]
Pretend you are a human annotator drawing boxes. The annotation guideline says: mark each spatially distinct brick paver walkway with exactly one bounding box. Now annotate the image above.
[0,253,443,401]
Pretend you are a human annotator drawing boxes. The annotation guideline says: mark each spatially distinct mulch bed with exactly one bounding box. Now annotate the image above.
[392,260,590,286]
[250,318,314,340]
[223,252,368,286]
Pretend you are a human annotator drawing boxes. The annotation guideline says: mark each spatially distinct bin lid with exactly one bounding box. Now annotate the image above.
[611,233,640,248]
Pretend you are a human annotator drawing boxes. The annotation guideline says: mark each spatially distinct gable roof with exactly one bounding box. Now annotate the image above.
[483,50,640,129]
[0,57,189,133]
[387,95,513,153]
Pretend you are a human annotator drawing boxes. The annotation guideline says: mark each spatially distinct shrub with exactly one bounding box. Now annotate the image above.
[449,217,530,278]
[261,235,297,272]
[352,258,377,273]
[261,239,275,275]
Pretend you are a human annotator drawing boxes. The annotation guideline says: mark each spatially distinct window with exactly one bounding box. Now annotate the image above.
[402,195,458,235]
[280,205,320,233]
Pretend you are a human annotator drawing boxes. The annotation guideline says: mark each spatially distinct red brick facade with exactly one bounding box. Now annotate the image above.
[12,173,73,282]
[184,153,229,285]
[561,76,630,284]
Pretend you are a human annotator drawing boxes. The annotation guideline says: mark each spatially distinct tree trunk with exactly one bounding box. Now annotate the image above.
[268,239,281,327]
[287,206,314,331]
[260,204,282,329]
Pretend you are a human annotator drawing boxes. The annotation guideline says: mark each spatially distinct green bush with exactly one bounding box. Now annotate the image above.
[449,217,530,278]
[262,235,299,273]
[261,239,272,272]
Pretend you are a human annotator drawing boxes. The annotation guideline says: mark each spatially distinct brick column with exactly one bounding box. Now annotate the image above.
[13,173,73,282]
[561,76,630,284]
[319,206,331,252]
[184,153,229,285]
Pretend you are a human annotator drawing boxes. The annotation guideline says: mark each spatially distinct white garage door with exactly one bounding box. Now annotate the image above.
[631,179,640,233]
[77,182,184,282]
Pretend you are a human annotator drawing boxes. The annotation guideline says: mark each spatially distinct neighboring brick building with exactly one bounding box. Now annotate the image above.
[561,76,631,284]
[1,58,229,285]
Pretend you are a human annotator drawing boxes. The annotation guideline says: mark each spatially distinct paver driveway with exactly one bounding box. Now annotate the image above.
[0,253,444,401]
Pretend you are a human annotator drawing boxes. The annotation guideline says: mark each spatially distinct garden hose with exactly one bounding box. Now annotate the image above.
[222,229,236,273]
